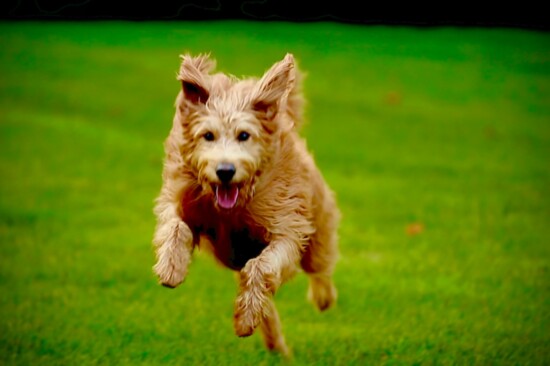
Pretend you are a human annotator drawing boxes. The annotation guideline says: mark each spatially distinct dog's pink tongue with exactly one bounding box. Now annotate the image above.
[216,185,239,209]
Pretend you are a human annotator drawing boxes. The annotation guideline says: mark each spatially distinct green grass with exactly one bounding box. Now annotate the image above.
[0,21,549,365]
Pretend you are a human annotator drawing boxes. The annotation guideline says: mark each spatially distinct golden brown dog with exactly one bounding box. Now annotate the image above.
[152,53,340,355]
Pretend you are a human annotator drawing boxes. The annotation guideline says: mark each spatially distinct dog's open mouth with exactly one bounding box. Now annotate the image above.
[215,185,239,209]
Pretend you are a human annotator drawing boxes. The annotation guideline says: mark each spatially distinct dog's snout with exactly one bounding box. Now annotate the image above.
[216,162,236,183]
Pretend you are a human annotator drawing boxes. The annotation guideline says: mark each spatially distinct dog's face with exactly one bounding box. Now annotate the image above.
[176,54,296,210]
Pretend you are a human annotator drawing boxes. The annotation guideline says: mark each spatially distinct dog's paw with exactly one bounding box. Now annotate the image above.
[234,314,258,337]
[153,259,188,288]
[233,296,262,337]
[308,275,337,311]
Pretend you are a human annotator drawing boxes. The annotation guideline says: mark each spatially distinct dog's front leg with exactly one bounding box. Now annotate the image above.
[152,177,193,288]
[153,218,193,288]
[234,236,302,337]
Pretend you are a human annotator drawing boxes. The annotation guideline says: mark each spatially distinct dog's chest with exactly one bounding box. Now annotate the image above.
[183,196,270,270]
[206,225,267,270]
[190,211,269,270]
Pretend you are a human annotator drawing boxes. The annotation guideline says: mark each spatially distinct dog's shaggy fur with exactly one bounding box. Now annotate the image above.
[152,53,340,355]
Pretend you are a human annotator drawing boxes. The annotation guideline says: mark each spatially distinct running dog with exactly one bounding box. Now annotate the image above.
[152,53,340,355]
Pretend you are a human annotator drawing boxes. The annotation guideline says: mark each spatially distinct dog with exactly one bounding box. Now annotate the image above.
[152,53,340,356]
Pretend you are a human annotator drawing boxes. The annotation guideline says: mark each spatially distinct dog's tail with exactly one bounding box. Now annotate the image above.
[286,64,306,130]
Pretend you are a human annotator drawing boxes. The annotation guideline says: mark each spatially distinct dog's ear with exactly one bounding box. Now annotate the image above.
[177,54,215,105]
[251,53,295,121]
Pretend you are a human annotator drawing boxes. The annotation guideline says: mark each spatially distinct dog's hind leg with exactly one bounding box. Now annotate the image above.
[259,297,290,357]
[301,209,339,311]
[305,272,337,311]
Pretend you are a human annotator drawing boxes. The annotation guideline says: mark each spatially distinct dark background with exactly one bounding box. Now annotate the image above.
[0,0,548,30]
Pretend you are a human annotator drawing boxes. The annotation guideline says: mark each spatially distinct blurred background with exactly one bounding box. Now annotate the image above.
[0,4,549,365]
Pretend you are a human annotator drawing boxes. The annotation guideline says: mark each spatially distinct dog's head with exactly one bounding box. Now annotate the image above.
[175,53,300,211]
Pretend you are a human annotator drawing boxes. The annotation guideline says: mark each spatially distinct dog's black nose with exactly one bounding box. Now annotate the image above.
[216,163,236,183]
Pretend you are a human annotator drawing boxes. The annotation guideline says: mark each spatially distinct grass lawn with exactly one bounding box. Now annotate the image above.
[0,21,549,365]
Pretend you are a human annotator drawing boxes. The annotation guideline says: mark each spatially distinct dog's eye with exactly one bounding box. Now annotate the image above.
[237,131,250,142]
[203,132,215,141]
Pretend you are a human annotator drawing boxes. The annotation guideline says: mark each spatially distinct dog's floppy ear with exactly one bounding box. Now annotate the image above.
[177,54,215,105]
[251,53,296,120]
